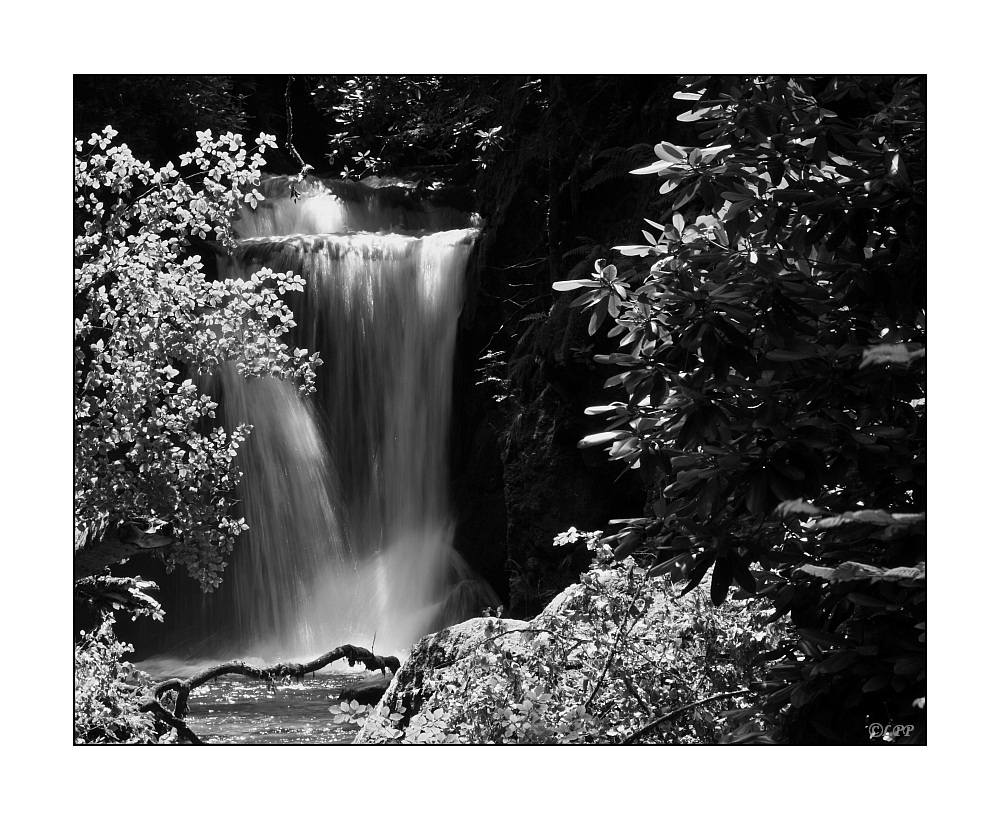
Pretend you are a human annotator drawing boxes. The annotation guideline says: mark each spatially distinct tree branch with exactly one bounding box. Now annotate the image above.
[145,644,401,720]
[585,569,648,710]
[619,689,752,745]
[138,699,203,744]
[74,523,174,581]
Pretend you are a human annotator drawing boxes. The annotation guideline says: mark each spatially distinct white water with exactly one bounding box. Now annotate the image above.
[164,178,497,663]
[233,176,478,238]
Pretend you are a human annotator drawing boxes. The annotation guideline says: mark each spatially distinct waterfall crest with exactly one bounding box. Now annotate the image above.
[190,177,497,659]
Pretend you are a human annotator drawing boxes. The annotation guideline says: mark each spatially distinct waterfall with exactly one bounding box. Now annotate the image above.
[183,177,497,660]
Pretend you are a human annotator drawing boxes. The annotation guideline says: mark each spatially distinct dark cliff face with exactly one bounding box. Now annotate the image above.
[450,243,647,619]
[447,87,682,618]
[497,282,646,618]
[447,78,686,618]
[450,318,511,606]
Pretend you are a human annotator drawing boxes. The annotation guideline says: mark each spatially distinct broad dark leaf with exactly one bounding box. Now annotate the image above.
[730,552,758,594]
[679,553,716,596]
[710,555,733,605]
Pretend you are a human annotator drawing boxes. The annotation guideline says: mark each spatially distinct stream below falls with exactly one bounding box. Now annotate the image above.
[170,671,370,744]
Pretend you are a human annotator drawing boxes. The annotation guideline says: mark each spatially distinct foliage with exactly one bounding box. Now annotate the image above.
[74,126,321,590]
[308,76,506,181]
[74,575,165,622]
[474,349,513,403]
[346,535,784,744]
[553,76,926,743]
[74,614,161,744]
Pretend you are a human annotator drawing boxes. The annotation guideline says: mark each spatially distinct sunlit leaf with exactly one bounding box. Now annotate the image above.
[552,278,600,291]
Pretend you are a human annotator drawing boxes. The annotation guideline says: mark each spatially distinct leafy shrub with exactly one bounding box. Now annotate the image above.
[552,76,926,743]
[73,126,330,743]
[74,614,160,744]
[74,126,320,588]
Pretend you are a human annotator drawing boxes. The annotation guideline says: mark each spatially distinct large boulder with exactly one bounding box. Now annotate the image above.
[353,616,531,744]
[352,565,631,745]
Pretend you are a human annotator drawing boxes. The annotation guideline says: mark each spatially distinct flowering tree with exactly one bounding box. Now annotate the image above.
[74,127,320,594]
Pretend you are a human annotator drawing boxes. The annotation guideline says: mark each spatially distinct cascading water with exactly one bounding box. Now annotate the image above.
[170,176,499,661]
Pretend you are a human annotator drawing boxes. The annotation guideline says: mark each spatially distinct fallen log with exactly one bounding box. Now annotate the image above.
[139,644,401,742]
[339,674,393,706]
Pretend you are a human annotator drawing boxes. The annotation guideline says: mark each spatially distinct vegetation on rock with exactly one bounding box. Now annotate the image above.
[346,531,785,744]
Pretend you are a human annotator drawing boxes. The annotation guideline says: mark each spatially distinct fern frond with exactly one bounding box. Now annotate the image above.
[562,237,599,261]
[581,144,653,191]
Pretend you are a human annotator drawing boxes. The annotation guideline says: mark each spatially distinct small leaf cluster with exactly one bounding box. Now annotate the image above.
[474,349,512,403]
[553,76,925,743]
[330,698,373,727]
[74,127,319,590]
[74,575,166,622]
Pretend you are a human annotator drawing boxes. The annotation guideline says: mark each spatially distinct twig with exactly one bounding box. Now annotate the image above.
[691,642,713,696]
[621,673,653,716]
[619,688,753,745]
[285,76,310,172]
[585,569,648,710]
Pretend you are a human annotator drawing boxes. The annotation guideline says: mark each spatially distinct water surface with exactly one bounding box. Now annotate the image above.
[180,672,366,745]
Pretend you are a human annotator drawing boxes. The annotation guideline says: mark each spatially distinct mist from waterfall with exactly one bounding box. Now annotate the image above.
[168,178,498,662]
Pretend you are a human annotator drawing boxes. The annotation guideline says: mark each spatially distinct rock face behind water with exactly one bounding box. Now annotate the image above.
[499,273,646,619]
